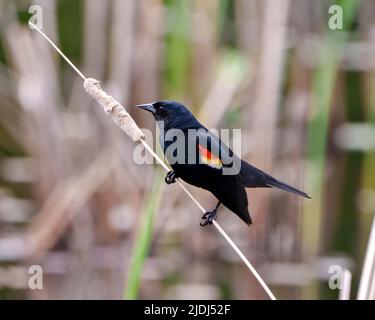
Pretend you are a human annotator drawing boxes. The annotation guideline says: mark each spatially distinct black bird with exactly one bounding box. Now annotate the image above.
[137,101,310,226]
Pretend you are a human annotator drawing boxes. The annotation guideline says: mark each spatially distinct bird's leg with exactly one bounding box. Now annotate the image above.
[165,170,177,184]
[200,201,221,226]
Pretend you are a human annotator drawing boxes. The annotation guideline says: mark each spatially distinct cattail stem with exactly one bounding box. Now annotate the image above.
[29,21,276,300]
[357,216,375,300]
[339,269,352,300]
[28,22,86,81]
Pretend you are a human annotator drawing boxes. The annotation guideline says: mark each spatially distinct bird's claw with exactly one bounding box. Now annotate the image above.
[200,210,217,227]
[165,170,177,185]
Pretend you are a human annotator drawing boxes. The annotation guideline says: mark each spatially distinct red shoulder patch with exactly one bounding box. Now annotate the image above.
[198,144,222,169]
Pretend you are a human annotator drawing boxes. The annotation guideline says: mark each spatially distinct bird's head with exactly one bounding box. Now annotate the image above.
[136,100,200,130]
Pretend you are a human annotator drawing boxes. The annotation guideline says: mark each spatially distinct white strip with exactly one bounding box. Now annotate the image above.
[339,269,352,300]
[213,220,276,300]
[357,216,375,299]
[28,22,87,81]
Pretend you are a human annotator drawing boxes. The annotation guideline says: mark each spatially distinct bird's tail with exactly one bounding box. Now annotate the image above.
[240,160,311,198]
[264,174,311,199]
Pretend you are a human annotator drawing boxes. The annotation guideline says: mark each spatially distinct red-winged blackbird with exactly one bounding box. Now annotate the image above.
[137,101,310,226]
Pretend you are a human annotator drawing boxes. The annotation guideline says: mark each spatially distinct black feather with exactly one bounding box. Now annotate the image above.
[263,174,311,198]
[240,160,310,198]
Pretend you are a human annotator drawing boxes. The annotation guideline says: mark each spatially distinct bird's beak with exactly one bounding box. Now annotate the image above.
[136,103,156,114]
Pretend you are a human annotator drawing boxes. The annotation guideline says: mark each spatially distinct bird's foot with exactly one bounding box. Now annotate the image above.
[165,170,177,185]
[200,209,218,227]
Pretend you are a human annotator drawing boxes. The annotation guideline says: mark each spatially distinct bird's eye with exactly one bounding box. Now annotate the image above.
[156,105,167,116]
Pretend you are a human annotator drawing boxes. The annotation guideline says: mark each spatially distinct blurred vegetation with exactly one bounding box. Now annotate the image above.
[0,0,374,300]
[125,170,163,299]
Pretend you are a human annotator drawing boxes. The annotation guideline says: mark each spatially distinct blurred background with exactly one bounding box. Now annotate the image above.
[0,0,374,300]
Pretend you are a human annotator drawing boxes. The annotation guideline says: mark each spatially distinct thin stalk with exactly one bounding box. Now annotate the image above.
[357,216,375,299]
[29,22,86,80]
[339,269,352,300]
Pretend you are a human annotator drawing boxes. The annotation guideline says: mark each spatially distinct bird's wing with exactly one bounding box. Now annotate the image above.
[195,129,241,172]
[194,129,310,198]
